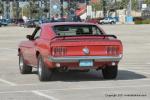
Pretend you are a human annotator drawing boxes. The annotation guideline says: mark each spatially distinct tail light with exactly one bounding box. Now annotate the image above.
[107,46,119,56]
[52,47,67,57]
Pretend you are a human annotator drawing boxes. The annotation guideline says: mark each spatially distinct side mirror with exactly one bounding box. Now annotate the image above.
[26,35,33,40]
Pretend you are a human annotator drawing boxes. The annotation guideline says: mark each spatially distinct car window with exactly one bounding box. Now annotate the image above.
[54,25,103,36]
[92,26,101,35]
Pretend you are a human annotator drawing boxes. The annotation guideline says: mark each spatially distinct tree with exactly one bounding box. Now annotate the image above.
[120,0,129,9]
[91,0,103,11]
[22,4,30,18]
[144,0,150,5]
[29,0,39,19]
[12,1,22,19]
[0,0,3,15]
[116,0,138,11]
[28,0,50,19]
[132,0,138,11]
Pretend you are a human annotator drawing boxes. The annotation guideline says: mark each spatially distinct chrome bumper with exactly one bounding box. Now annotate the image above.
[48,55,123,62]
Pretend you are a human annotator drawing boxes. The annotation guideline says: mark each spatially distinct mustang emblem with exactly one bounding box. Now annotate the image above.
[83,47,90,55]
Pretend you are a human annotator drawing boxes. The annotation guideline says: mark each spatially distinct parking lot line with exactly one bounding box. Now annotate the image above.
[32,90,59,100]
[0,78,17,86]
[0,90,29,94]
[120,67,150,70]
[120,65,150,67]
[4,77,148,87]
[41,84,150,91]
[146,63,150,65]
[0,48,16,51]
[0,84,149,95]
[130,70,150,75]
[144,43,150,46]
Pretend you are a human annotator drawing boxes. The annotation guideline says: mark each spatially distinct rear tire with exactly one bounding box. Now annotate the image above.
[19,54,32,74]
[102,65,118,79]
[37,55,52,81]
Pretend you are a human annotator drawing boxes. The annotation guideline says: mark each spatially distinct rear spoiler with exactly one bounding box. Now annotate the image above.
[51,34,117,40]
[100,35,117,39]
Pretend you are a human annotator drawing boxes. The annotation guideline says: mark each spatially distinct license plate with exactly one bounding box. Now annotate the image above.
[79,60,93,67]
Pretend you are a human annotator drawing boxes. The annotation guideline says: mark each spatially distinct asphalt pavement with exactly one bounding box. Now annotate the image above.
[0,24,150,100]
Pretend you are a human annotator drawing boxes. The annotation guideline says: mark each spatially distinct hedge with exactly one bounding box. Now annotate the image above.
[135,19,150,24]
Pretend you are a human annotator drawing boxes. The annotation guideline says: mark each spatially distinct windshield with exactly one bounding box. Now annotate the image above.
[53,25,103,36]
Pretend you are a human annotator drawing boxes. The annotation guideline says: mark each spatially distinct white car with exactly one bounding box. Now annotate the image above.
[100,17,116,24]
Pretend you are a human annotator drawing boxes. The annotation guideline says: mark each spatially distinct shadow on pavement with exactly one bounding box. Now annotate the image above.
[45,69,146,82]
[117,70,146,80]
[51,70,101,82]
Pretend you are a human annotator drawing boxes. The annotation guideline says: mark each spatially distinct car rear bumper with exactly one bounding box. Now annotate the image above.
[48,54,123,62]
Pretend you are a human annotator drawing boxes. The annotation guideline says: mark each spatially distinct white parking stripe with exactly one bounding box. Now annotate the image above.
[131,70,150,75]
[32,91,59,100]
[41,85,150,91]
[0,84,150,94]
[120,65,150,67]
[144,43,150,45]
[8,77,150,87]
[146,63,150,65]
[0,78,17,86]
[0,90,29,94]
[0,48,16,50]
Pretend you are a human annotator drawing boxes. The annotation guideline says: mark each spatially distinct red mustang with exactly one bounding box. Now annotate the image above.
[18,22,123,81]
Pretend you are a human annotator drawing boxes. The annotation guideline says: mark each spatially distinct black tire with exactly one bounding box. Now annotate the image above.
[102,65,118,79]
[101,22,104,24]
[19,54,32,74]
[110,21,115,24]
[37,55,52,81]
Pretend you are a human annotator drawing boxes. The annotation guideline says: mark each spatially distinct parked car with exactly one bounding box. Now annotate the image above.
[33,20,40,27]
[24,20,36,28]
[17,19,25,26]
[0,19,8,26]
[100,17,116,24]
[18,22,123,81]
[39,19,52,24]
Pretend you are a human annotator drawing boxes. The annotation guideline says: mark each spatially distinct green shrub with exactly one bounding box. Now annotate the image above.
[135,20,143,24]
[142,19,150,24]
[135,19,150,24]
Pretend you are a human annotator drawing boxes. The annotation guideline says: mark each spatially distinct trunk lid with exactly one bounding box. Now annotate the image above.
[50,36,122,57]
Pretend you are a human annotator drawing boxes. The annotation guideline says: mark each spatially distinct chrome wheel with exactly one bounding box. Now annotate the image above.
[38,58,42,77]
[37,55,52,81]
[18,54,32,74]
[19,55,23,71]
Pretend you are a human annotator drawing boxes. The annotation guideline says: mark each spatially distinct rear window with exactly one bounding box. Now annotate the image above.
[53,25,103,36]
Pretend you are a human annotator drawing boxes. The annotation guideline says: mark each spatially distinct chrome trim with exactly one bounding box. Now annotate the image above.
[48,54,123,62]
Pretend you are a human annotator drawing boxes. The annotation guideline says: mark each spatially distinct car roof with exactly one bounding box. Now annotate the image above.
[42,22,97,27]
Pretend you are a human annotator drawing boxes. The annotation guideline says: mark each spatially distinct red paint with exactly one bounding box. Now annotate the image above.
[18,22,123,69]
